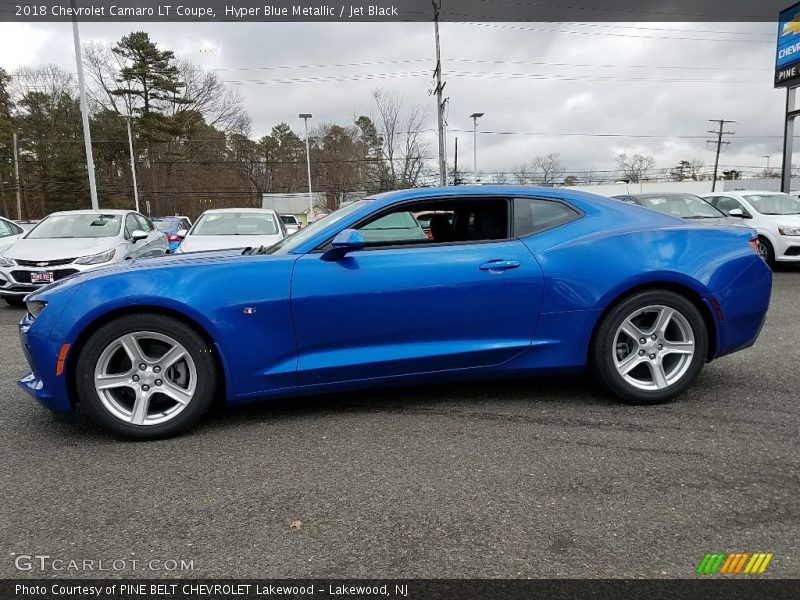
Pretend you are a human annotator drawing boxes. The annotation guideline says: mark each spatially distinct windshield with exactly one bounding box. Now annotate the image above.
[638,194,724,219]
[279,215,298,225]
[192,212,278,236]
[743,193,800,215]
[26,214,122,239]
[265,200,369,254]
[154,220,175,232]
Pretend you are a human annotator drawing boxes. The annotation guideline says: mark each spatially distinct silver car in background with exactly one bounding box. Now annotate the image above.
[0,216,25,255]
[176,208,286,253]
[0,209,167,306]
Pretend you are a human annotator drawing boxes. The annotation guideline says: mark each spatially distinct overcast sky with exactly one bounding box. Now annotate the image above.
[0,19,785,180]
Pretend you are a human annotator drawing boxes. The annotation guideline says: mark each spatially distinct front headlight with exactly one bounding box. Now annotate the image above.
[778,226,800,236]
[25,299,47,319]
[74,248,116,265]
[0,256,16,267]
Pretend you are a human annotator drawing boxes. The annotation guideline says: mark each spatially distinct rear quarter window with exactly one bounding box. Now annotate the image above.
[513,197,579,237]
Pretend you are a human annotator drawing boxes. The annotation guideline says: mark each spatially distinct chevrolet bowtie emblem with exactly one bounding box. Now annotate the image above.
[37,262,49,267]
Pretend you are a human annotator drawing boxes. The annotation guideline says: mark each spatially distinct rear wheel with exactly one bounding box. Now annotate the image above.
[75,314,217,439]
[591,290,708,405]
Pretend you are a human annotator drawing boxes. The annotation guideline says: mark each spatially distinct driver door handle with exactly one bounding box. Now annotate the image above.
[479,260,521,272]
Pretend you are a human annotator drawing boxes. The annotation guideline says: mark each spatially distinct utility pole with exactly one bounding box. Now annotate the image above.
[71,0,98,209]
[121,115,140,213]
[12,132,21,220]
[470,112,484,184]
[432,0,446,186]
[299,113,314,222]
[453,137,458,185]
[707,119,735,192]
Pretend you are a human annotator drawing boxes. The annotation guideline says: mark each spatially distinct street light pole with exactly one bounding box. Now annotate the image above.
[299,113,314,223]
[71,0,98,209]
[121,115,140,213]
[763,154,771,176]
[469,112,484,184]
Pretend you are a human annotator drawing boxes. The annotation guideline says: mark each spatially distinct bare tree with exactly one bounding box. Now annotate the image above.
[533,153,564,184]
[174,59,249,135]
[10,65,75,106]
[491,171,508,184]
[371,88,427,190]
[616,152,655,183]
[578,168,599,185]
[511,163,532,184]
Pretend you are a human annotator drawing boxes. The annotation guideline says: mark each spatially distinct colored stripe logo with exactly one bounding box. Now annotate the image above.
[696,553,773,574]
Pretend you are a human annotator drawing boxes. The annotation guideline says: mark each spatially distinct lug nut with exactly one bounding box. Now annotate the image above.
[132,375,140,382]
[142,384,150,392]
[153,366,161,373]
[639,338,646,344]
[155,379,162,386]
[649,354,656,360]
[658,344,663,350]
[651,334,657,340]
[139,363,147,371]
[638,350,645,356]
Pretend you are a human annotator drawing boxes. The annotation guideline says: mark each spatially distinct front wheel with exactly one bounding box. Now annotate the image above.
[590,290,708,405]
[756,236,774,266]
[75,314,218,439]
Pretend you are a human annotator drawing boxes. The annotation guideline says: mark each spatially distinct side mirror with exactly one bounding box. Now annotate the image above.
[322,229,364,261]
[727,208,751,219]
[176,229,188,238]
[131,229,148,242]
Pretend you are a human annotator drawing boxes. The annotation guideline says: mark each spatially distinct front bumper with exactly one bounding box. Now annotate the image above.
[17,303,75,413]
[0,261,110,297]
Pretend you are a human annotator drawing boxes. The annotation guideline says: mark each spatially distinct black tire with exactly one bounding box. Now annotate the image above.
[757,236,775,267]
[3,297,25,308]
[590,290,708,405]
[74,313,218,440]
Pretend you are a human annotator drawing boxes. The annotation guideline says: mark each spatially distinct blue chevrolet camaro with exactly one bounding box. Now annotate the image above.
[17,186,771,439]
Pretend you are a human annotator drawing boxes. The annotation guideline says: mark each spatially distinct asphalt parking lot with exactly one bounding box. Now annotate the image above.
[0,271,798,580]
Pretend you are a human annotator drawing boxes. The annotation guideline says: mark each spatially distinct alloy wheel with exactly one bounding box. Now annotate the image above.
[612,305,695,391]
[93,331,197,426]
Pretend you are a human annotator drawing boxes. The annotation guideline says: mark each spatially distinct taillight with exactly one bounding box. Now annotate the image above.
[748,237,759,255]
[167,234,180,242]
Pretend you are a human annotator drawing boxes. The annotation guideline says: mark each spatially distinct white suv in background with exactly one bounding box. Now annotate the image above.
[701,190,800,265]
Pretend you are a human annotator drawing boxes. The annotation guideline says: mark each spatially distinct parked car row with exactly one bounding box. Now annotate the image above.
[0,207,301,306]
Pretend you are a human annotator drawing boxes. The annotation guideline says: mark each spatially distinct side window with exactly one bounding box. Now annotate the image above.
[715,196,745,214]
[0,220,12,238]
[135,214,153,231]
[124,214,139,238]
[513,197,579,237]
[354,198,511,248]
[180,219,191,230]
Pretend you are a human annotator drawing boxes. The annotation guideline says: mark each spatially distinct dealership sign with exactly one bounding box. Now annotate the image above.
[776,2,800,86]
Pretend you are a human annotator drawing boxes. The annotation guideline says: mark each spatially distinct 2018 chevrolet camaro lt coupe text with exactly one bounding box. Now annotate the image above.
[18,187,772,439]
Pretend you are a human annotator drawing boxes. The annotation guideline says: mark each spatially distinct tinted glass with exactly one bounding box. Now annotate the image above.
[514,198,578,236]
[27,214,122,239]
[0,219,13,237]
[154,219,175,232]
[637,194,723,219]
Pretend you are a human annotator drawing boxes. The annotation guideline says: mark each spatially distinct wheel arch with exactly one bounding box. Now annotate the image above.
[589,280,718,363]
[64,304,230,408]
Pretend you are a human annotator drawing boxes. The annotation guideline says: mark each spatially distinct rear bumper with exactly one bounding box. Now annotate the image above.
[711,256,772,359]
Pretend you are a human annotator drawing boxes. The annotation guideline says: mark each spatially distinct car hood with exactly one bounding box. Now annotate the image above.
[179,234,283,253]
[4,237,115,261]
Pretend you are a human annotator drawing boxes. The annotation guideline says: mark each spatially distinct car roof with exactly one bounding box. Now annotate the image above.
[48,209,131,216]
[616,193,700,199]
[199,208,278,215]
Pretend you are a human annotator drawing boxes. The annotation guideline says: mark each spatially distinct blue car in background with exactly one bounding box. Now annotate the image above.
[152,216,192,253]
[17,186,771,439]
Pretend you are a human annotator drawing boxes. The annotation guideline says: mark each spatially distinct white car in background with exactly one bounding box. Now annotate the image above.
[0,209,168,306]
[176,208,286,253]
[701,190,800,265]
[278,214,302,235]
[0,216,25,254]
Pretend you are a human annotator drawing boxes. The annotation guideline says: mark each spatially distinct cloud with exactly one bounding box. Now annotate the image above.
[2,20,784,178]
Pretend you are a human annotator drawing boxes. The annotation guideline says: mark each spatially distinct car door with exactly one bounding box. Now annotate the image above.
[290,197,545,386]
[135,213,166,255]
[707,195,750,217]
[122,213,145,259]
